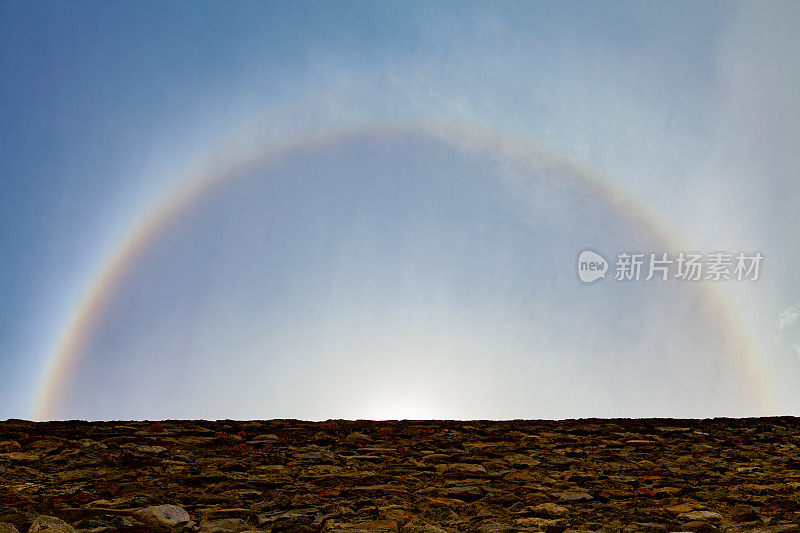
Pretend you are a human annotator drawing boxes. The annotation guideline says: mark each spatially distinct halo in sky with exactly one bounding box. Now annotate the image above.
[41,128,763,420]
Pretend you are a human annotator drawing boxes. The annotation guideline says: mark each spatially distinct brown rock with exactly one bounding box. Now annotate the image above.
[1,453,39,464]
[519,503,569,518]
[678,510,722,523]
[133,505,190,528]
[555,491,593,502]
[750,527,800,533]
[199,518,251,532]
[623,523,668,533]
[1,418,799,533]
[27,516,75,533]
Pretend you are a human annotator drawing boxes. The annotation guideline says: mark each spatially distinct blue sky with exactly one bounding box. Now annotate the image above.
[1,1,798,420]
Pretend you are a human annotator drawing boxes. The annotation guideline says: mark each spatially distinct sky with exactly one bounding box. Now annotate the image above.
[0,1,798,421]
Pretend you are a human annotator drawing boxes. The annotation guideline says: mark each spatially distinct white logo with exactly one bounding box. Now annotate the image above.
[578,250,608,283]
[576,249,762,283]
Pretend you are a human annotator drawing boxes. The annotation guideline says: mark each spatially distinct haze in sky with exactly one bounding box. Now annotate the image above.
[1,1,798,421]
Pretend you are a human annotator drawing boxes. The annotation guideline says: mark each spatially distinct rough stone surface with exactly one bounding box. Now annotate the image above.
[27,516,75,533]
[133,504,191,527]
[0,418,798,531]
